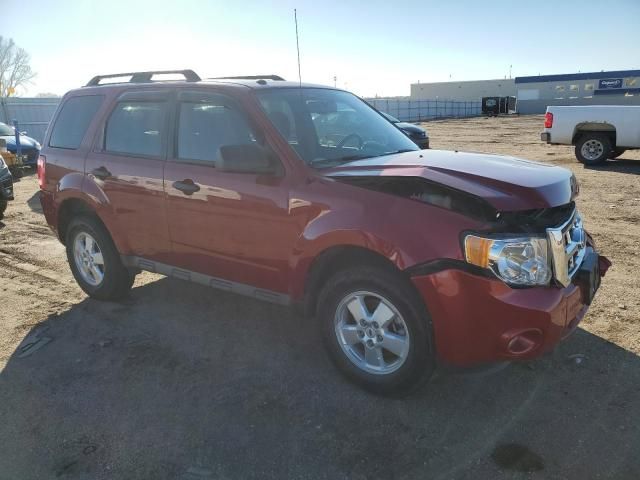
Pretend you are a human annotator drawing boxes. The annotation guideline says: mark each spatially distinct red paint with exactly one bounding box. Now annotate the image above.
[411,266,602,367]
[40,79,608,369]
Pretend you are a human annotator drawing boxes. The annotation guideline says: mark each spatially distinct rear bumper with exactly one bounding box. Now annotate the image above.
[411,254,609,367]
[39,190,58,233]
[541,132,551,143]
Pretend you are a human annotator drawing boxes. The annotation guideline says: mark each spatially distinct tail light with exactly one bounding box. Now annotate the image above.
[37,154,46,189]
[544,112,554,128]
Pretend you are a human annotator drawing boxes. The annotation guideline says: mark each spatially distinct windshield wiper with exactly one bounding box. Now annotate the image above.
[310,154,372,168]
[381,149,417,156]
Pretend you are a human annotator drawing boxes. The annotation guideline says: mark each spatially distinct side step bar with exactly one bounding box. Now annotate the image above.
[121,256,290,306]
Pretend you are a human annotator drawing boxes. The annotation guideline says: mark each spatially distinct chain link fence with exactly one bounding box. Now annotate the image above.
[0,97,61,143]
[0,96,482,144]
[365,98,482,122]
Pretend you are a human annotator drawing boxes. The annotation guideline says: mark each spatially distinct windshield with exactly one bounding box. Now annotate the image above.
[257,88,418,167]
[0,123,15,136]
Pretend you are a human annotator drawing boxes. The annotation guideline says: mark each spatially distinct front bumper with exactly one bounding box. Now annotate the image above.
[411,252,610,367]
[0,170,14,200]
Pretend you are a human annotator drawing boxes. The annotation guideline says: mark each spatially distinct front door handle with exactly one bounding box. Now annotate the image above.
[173,179,200,195]
[91,166,112,180]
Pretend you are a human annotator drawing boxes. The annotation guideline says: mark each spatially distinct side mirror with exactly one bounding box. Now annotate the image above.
[219,144,281,175]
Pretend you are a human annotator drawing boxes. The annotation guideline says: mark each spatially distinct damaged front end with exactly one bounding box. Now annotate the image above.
[331,174,609,290]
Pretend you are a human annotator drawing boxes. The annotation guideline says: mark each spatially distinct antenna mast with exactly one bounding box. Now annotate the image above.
[294,9,302,87]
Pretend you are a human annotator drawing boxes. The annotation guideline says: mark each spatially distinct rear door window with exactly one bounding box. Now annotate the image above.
[105,101,167,157]
[49,95,104,149]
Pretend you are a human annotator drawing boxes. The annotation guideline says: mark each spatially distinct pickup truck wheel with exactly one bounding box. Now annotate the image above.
[610,148,626,159]
[0,200,7,220]
[575,134,611,165]
[318,266,435,396]
[66,216,135,301]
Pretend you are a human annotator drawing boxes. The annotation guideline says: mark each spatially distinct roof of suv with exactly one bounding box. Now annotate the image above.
[80,70,334,92]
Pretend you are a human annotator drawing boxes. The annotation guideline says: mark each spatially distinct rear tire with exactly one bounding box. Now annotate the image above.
[610,148,626,159]
[575,134,612,165]
[0,200,7,220]
[317,265,435,396]
[65,215,135,301]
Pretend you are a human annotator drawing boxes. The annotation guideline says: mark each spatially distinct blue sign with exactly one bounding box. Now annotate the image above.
[598,78,623,89]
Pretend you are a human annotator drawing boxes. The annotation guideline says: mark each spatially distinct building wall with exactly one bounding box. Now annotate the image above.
[515,70,640,114]
[410,79,516,101]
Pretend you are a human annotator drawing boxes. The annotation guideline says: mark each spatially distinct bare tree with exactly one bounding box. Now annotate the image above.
[0,36,36,97]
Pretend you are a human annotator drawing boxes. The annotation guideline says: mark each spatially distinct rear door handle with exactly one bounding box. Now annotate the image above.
[91,166,112,180]
[173,179,200,195]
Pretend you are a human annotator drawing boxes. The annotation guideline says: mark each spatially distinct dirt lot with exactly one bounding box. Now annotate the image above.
[1,115,639,479]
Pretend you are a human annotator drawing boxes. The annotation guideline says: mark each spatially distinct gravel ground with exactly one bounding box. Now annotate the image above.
[0,115,639,479]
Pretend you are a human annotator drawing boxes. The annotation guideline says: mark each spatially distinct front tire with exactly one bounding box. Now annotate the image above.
[317,266,435,396]
[65,215,135,300]
[575,134,612,165]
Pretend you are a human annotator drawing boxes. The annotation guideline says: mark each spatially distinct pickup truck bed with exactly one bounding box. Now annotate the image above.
[541,105,640,164]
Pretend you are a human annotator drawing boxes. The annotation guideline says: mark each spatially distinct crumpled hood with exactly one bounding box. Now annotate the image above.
[324,149,577,211]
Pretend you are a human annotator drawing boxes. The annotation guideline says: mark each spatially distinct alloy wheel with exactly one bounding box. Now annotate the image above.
[581,139,605,161]
[334,291,410,375]
[73,231,105,286]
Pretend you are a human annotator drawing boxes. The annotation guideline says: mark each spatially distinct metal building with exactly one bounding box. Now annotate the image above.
[409,69,640,114]
[410,79,516,101]
[515,69,640,114]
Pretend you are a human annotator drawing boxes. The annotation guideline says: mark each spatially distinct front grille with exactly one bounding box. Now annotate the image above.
[546,209,587,287]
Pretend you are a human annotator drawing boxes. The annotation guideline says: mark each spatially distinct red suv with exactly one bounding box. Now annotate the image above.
[39,70,609,394]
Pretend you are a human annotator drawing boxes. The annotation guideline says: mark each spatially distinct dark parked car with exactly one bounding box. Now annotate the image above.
[40,70,609,395]
[0,154,14,220]
[0,122,41,167]
[381,112,429,149]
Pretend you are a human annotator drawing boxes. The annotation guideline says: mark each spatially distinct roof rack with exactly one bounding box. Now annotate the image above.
[210,75,285,81]
[85,69,201,87]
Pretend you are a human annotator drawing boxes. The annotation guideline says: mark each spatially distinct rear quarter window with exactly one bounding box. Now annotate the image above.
[49,95,104,149]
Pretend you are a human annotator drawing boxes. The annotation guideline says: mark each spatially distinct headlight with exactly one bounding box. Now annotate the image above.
[464,234,552,286]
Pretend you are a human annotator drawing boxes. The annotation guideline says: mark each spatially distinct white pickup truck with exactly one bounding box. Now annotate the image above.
[541,105,640,165]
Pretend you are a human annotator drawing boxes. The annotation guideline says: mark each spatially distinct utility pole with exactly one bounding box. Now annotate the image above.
[334,75,337,88]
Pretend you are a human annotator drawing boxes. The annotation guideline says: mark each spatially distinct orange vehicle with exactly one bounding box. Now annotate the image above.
[0,147,25,178]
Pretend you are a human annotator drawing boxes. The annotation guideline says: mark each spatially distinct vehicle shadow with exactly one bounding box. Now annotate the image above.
[26,190,43,214]
[584,158,640,175]
[0,277,638,479]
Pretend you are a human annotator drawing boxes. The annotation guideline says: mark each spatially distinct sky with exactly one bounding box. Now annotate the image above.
[2,0,640,98]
